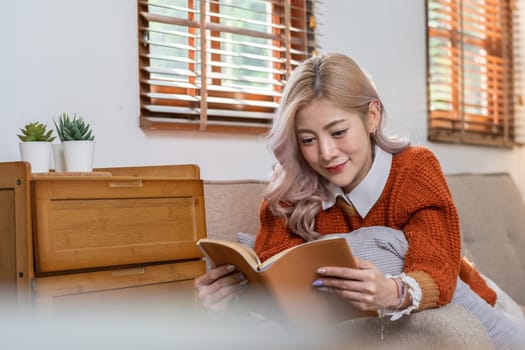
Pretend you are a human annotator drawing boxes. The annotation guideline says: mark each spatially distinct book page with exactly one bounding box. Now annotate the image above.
[197,239,261,269]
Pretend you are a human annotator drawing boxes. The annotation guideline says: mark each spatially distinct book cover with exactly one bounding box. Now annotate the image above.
[197,236,377,327]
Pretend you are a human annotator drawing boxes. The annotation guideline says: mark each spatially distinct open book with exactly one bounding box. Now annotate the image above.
[197,235,377,327]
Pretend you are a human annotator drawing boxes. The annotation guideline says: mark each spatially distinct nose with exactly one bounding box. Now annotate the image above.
[318,137,338,161]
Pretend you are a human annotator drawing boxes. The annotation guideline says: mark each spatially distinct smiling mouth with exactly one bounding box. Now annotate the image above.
[326,161,347,174]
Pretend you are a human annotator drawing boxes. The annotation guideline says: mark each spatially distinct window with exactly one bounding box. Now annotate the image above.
[426,0,520,147]
[138,0,318,134]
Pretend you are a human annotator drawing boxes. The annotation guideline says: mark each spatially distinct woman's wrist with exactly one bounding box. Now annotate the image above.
[383,278,399,309]
[385,277,406,311]
[380,274,420,320]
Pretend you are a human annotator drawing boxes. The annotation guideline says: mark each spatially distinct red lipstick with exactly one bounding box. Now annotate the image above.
[326,162,346,174]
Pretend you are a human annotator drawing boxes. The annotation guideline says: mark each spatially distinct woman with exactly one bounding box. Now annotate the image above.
[195,53,525,349]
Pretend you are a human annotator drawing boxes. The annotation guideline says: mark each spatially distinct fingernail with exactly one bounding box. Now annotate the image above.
[226,265,235,272]
[237,272,246,281]
[312,279,324,287]
[317,268,326,274]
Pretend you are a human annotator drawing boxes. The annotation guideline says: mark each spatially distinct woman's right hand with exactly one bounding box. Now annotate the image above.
[194,264,247,312]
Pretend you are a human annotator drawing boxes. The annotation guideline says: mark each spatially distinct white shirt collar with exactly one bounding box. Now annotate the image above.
[321,146,392,218]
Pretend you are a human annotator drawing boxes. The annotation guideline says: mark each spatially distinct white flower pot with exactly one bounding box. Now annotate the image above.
[19,141,52,173]
[63,140,95,172]
[52,143,66,172]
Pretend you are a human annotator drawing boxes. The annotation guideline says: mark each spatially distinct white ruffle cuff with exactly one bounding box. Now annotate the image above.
[382,273,421,321]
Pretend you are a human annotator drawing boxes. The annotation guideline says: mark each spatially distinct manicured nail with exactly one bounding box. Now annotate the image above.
[317,268,326,274]
[226,265,235,272]
[312,279,324,287]
[237,272,246,281]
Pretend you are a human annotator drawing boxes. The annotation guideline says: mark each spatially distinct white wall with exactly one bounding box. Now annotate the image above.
[1,0,275,181]
[2,0,525,193]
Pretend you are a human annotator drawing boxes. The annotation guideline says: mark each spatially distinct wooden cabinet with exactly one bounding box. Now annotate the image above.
[32,175,206,273]
[0,162,33,308]
[32,261,203,314]
[0,162,206,312]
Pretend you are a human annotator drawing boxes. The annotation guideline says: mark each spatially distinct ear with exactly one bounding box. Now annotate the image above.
[366,100,382,134]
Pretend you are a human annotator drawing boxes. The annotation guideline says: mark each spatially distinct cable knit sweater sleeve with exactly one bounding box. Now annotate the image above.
[392,148,462,309]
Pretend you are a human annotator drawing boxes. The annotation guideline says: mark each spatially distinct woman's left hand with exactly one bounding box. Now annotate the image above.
[313,257,398,312]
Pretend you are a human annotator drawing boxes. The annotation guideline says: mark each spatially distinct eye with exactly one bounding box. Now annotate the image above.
[300,136,316,145]
[331,128,348,138]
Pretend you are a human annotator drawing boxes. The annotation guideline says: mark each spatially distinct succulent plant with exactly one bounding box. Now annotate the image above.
[53,112,71,142]
[17,121,56,142]
[55,113,95,141]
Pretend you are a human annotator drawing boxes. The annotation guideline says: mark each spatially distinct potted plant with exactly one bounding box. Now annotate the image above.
[55,113,95,172]
[52,112,70,172]
[17,121,56,173]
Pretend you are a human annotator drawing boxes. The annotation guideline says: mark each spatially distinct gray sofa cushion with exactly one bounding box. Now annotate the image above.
[446,173,525,305]
[335,303,492,350]
[204,180,266,242]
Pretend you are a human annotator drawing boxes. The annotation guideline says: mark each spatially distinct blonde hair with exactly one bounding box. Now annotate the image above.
[264,53,409,241]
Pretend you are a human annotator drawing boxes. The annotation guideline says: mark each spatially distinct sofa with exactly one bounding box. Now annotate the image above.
[203,173,525,349]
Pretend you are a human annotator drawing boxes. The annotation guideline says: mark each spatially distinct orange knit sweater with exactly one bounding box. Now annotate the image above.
[254,146,496,310]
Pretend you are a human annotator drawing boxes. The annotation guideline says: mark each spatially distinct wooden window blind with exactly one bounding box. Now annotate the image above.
[138,0,318,134]
[426,0,520,147]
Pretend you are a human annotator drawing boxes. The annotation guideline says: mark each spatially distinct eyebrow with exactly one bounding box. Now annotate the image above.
[296,118,348,133]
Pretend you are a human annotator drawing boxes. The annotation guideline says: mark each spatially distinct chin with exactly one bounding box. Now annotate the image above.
[329,176,353,190]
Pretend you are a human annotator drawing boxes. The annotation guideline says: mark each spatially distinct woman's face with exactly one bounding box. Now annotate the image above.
[295,99,377,193]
